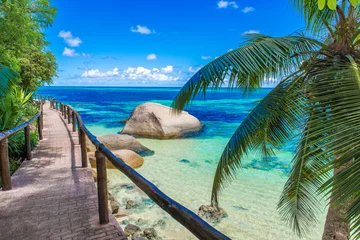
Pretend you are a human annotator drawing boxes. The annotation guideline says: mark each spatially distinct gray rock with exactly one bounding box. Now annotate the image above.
[198,205,227,223]
[86,134,154,156]
[121,102,203,139]
[153,220,166,228]
[124,224,141,236]
[136,218,149,226]
[126,200,139,209]
[141,228,157,239]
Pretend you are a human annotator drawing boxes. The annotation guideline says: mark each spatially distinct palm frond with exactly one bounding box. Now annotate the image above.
[279,60,360,238]
[290,0,336,34]
[211,71,307,206]
[172,33,322,111]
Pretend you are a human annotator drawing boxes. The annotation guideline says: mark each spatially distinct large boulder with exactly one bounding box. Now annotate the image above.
[121,102,203,139]
[86,134,154,156]
[89,149,144,169]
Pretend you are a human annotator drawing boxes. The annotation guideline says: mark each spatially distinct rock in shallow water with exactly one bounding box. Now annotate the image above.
[89,149,144,169]
[86,134,154,156]
[124,224,141,236]
[121,102,203,139]
[126,200,139,209]
[198,205,227,222]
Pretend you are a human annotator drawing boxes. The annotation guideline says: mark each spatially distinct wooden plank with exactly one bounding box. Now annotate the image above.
[25,126,31,160]
[95,150,109,224]
[0,138,11,191]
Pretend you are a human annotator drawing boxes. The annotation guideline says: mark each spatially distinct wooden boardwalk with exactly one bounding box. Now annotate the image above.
[0,102,126,240]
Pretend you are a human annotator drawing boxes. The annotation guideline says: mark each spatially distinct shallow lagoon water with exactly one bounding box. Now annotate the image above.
[37,86,326,239]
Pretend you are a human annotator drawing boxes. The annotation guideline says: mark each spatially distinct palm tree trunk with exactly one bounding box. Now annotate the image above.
[322,164,350,240]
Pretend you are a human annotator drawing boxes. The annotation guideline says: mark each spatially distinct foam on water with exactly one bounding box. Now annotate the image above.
[37,86,326,239]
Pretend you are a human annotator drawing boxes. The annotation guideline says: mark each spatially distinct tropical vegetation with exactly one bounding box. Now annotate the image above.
[172,0,360,239]
[0,0,57,186]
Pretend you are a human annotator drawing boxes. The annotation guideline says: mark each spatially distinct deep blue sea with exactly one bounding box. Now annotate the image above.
[37,86,325,240]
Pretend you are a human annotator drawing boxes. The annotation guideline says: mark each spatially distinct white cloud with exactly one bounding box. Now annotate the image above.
[161,65,173,73]
[201,56,212,60]
[58,30,82,47]
[146,53,157,60]
[81,66,179,81]
[130,25,155,34]
[242,30,260,35]
[58,30,72,39]
[227,48,233,52]
[62,47,79,57]
[217,1,238,9]
[242,6,255,13]
[66,37,82,47]
[62,48,90,58]
[188,66,202,73]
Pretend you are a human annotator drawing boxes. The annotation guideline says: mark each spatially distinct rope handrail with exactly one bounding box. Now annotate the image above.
[53,99,230,240]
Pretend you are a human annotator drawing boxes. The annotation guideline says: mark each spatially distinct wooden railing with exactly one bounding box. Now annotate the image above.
[50,98,230,240]
[0,100,44,191]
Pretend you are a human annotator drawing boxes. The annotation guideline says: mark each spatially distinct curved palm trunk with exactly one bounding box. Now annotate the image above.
[322,165,350,240]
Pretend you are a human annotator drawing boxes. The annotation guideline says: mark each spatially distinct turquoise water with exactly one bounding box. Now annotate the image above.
[37,86,325,239]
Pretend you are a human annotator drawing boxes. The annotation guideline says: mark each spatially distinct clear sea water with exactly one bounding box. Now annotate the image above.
[37,86,326,240]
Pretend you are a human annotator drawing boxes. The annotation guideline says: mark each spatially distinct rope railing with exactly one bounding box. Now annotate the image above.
[50,98,230,240]
[0,98,44,191]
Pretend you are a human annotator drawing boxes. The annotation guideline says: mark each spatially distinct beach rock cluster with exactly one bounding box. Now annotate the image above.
[124,224,162,240]
[88,150,144,169]
[198,205,227,222]
[87,134,154,156]
[121,102,203,139]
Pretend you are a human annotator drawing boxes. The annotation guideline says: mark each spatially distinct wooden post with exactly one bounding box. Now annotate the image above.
[61,104,64,116]
[80,129,88,168]
[78,119,81,145]
[0,138,11,190]
[41,104,44,130]
[95,150,109,224]
[72,111,76,132]
[67,108,71,124]
[64,106,67,119]
[25,126,31,160]
[55,101,58,111]
[38,116,43,140]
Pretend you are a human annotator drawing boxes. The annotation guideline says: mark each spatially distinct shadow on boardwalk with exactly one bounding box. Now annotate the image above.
[0,102,126,240]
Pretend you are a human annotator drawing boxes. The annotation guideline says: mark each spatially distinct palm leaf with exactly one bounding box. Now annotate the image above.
[279,60,360,238]
[290,0,336,34]
[211,71,307,206]
[172,33,322,111]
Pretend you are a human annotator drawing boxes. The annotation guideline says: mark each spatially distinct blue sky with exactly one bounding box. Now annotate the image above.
[46,0,305,87]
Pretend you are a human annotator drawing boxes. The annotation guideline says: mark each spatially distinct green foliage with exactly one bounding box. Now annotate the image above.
[0,87,35,131]
[8,131,39,159]
[0,64,18,97]
[173,1,360,238]
[0,0,57,91]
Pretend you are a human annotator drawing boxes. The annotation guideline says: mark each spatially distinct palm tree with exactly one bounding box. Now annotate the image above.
[172,1,360,239]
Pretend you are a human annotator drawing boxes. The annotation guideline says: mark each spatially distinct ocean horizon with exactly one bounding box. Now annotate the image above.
[37,86,326,239]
